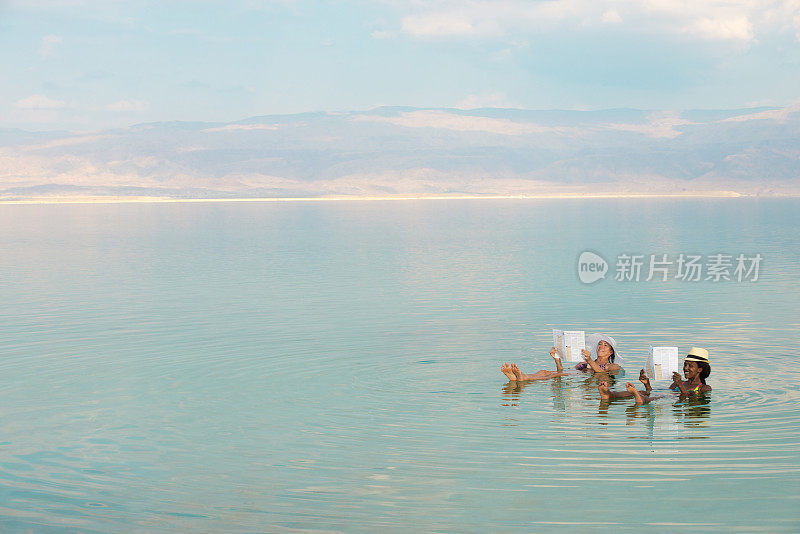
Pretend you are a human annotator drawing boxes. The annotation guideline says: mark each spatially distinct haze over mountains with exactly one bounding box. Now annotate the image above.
[1,106,798,200]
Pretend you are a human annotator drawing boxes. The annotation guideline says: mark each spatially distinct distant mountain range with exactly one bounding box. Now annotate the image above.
[1,106,798,200]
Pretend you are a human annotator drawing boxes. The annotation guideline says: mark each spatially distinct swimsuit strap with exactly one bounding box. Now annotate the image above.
[577,361,609,371]
[672,382,703,392]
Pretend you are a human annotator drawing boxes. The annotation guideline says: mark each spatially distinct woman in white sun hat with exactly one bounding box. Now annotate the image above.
[501,332,622,382]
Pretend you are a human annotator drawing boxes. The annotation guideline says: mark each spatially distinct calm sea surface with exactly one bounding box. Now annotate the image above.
[0,199,798,532]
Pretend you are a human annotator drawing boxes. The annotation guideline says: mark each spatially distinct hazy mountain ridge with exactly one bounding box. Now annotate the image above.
[1,106,798,200]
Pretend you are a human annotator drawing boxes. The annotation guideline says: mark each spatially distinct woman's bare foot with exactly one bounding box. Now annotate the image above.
[501,362,517,381]
[598,381,611,400]
[510,363,526,382]
[626,382,646,405]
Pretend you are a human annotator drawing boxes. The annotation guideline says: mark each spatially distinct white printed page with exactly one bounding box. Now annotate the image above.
[648,346,680,380]
[562,330,586,362]
[552,329,564,359]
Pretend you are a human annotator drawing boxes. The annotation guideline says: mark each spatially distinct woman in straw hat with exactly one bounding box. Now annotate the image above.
[501,333,621,382]
[670,347,712,394]
[598,347,712,404]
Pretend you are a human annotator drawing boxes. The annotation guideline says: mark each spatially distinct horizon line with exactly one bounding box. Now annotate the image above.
[5,191,800,205]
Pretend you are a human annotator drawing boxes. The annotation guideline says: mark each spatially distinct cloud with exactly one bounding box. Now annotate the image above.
[389,0,790,44]
[685,16,753,41]
[201,123,279,133]
[390,1,562,38]
[352,110,578,135]
[401,12,481,37]
[721,103,800,122]
[601,10,622,24]
[456,93,520,109]
[354,109,699,139]
[602,113,695,138]
[370,30,394,39]
[15,94,66,109]
[40,35,62,58]
[106,100,149,112]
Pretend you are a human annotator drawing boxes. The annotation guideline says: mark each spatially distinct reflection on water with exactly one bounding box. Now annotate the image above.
[500,373,713,439]
[674,394,713,426]
[0,199,798,531]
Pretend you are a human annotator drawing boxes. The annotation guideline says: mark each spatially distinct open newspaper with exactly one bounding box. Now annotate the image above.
[552,329,586,362]
[646,346,680,380]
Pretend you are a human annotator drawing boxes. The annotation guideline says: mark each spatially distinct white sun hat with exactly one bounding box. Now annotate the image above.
[586,333,623,365]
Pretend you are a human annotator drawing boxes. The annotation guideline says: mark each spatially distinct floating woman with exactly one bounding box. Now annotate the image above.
[598,347,712,404]
[501,333,622,382]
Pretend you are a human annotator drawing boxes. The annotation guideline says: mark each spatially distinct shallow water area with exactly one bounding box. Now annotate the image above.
[0,198,798,532]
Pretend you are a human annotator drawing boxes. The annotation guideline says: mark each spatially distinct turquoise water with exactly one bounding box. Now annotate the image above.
[0,199,798,532]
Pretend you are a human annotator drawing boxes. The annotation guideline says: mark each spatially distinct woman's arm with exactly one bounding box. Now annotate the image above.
[671,372,689,394]
[580,349,605,373]
[669,372,680,390]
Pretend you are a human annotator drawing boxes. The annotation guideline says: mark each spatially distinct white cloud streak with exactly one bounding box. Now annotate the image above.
[684,15,753,41]
[354,109,707,138]
[387,0,799,43]
[15,95,66,109]
[602,113,695,138]
[456,92,519,109]
[601,10,623,24]
[720,102,800,122]
[352,110,581,135]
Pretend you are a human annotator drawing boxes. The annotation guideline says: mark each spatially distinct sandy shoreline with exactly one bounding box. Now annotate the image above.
[1,190,791,205]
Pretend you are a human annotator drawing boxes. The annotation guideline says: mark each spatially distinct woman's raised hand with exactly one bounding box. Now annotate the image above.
[639,369,650,385]
[671,371,682,383]
[581,348,592,361]
[639,369,652,392]
[550,347,558,359]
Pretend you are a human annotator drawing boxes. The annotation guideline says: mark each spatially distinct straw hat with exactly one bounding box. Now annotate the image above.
[685,347,710,364]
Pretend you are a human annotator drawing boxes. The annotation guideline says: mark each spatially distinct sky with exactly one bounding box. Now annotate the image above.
[1,0,799,131]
